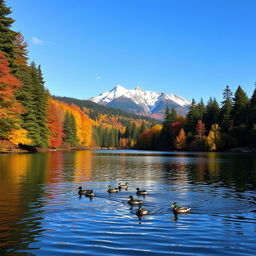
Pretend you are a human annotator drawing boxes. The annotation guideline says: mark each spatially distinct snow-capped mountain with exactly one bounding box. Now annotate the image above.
[89,85,190,118]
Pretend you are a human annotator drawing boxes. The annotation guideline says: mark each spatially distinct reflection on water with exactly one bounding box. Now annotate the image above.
[0,150,256,256]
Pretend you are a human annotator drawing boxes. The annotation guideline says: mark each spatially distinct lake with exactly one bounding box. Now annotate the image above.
[0,150,256,255]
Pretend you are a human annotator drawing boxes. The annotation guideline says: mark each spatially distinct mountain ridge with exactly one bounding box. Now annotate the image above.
[89,85,191,118]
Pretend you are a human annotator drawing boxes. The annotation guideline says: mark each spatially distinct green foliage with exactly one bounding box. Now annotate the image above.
[248,88,256,128]
[16,62,49,147]
[0,0,19,72]
[232,86,249,127]
[204,97,220,129]
[63,111,77,146]
[220,85,233,132]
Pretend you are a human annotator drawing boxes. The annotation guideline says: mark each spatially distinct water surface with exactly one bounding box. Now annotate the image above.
[0,150,256,255]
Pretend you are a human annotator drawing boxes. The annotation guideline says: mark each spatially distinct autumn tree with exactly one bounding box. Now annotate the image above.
[176,128,186,149]
[0,51,23,138]
[206,124,221,151]
[190,120,207,150]
[47,100,64,148]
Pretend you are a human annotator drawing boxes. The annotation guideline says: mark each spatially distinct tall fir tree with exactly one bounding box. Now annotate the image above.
[0,0,18,72]
[249,88,256,128]
[204,97,220,129]
[63,111,77,147]
[232,85,249,127]
[220,85,233,132]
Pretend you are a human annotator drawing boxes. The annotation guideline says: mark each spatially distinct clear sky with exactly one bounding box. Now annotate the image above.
[7,0,256,103]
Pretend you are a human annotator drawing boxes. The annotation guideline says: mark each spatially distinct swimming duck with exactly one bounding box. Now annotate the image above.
[78,186,90,195]
[128,195,143,205]
[108,185,119,193]
[118,182,129,190]
[136,205,148,216]
[85,190,95,197]
[136,188,148,195]
[171,202,191,213]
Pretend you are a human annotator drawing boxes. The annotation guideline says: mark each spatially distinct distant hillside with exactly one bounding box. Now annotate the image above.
[53,96,157,122]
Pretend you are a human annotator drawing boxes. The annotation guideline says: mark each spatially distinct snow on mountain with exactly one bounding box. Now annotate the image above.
[89,85,191,117]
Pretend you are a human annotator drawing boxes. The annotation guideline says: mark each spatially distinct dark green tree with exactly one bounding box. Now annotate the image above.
[0,0,18,71]
[131,122,138,140]
[220,85,233,133]
[232,85,249,127]
[204,97,220,129]
[249,88,256,128]
[63,112,77,147]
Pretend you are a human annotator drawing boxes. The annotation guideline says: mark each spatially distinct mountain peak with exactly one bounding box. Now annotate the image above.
[89,85,190,118]
[113,85,126,91]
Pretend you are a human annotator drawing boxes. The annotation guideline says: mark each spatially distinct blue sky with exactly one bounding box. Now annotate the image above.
[8,0,256,102]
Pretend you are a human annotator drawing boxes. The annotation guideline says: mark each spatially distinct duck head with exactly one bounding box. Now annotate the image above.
[171,202,178,208]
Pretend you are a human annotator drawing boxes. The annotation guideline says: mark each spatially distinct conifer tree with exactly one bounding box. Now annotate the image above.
[220,85,233,132]
[63,112,77,146]
[232,85,249,127]
[131,122,138,140]
[140,121,146,134]
[204,97,220,129]
[0,0,18,71]
[249,88,256,128]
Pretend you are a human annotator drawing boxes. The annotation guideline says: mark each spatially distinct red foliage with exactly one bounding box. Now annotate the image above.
[169,121,182,136]
[47,101,64,147]
[0,50,23,119]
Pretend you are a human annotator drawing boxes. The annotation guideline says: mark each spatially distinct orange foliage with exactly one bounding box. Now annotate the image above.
[48,99,93,147]
[47,99,65,147]
[0,51,23,120]
[176,128,186,149]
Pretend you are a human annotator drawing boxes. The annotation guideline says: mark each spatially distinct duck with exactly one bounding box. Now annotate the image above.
[136,188,148,195]
[118,182,129,190]
[171,202,191,213]
[85,190,95,197]
[78,186,90,195]
[108,185,119,193]
[136,205,148,216]
[128,195,143,205]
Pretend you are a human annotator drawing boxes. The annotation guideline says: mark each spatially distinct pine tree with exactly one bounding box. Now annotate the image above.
[13,33,28,78]
[140,121,146,134]
[18,62,49,147]
[186,99,205,133]
[220,85,233,132]
[0,0,18,72]
[63,112,77,147]
[249,88,256,128]
[124,121,132,138]
[232,85,249,127]
[204,97,220,129]
[131,122,138,140]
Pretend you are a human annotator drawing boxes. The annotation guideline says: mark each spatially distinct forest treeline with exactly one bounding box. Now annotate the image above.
[0,0,255,152]
[137,85,256,151]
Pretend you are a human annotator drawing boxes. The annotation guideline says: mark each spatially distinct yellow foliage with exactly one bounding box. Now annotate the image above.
[8,128,32,145]
[206,124,221,151]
